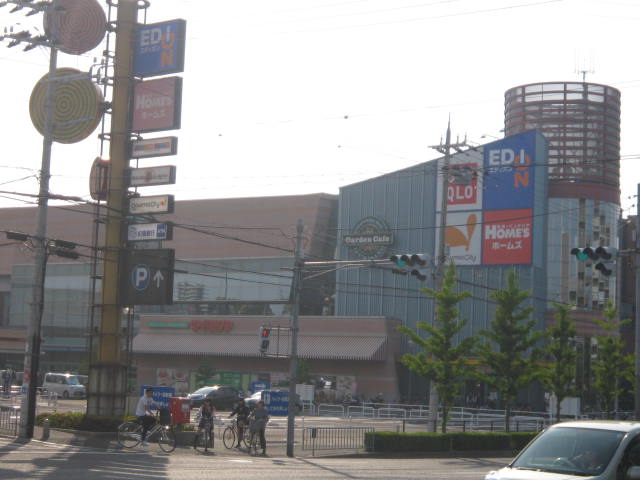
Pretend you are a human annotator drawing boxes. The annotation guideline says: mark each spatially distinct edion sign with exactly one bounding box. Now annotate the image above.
[483,131,536,211]
[133,19,186,78]
[482,209,533,265]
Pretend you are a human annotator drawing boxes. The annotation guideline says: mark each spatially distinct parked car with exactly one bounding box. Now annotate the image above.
[187,385,239,410]
[245,390,302,413]
[41,372,86,399]
[486,420,640,480]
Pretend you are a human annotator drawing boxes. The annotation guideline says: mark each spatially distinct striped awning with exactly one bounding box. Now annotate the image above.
[132,333,388,361]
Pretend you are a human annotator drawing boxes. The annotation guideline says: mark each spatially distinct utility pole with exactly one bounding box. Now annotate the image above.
[286,219,303,458]
[428,118,468,432]
[635,183,640,420]
[19,0,58,439]
[87,0,137,417]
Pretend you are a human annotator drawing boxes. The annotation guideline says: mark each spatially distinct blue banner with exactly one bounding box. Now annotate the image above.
[133,19,186,78]
[141,385,175,409]
[261,390,289,416]
[250,381,270,394]
[483,131,537,211]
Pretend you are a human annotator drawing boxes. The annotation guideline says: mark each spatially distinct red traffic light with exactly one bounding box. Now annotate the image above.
[260,327,271,338]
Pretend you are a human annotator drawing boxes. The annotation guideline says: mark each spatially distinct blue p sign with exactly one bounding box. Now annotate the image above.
[131,264,150,291]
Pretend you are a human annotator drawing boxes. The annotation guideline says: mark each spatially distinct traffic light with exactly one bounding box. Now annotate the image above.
[570,246,617,276]
[258,326,271,354]
[594,246,616,277]
[389,253,430,281]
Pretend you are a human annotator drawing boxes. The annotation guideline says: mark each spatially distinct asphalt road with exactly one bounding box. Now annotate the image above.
[0,437,510,479]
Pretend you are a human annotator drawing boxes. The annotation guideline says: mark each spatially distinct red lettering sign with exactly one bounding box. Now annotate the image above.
[190,319,233,333]
[447,163,478,206]
[482,209,533,265]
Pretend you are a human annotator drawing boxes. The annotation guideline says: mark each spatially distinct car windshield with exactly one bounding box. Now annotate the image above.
[511,426,624,476]
[192,387,215,395]
[65,376,81,385]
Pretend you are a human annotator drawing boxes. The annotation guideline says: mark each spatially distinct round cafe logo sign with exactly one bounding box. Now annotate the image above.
[343,217,394,259]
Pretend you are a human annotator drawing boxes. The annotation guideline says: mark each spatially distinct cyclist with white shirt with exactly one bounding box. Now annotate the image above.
[135,388,160,446]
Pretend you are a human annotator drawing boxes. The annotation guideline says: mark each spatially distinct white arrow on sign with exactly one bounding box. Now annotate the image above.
[153,270,164,288]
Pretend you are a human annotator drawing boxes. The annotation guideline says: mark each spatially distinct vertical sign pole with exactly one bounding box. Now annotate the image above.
[87,0,137,417]
[286,220,303,457]
[19,2,58,438]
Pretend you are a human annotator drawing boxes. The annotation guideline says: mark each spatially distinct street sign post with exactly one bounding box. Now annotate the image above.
[130,136,178,159]
[126,165,176,187]
[128,223,173,242]
[119,248,175,306]
[128,195,175,215]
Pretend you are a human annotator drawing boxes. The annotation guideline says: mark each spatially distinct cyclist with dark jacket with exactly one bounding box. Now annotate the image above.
[229,399,251,448]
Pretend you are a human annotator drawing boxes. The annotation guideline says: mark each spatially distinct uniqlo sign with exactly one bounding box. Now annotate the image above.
[482,209,533,265]
[131,76,182,133]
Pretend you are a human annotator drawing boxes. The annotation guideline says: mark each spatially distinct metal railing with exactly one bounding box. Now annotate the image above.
[0,405,20,436]
[301,426,374,456]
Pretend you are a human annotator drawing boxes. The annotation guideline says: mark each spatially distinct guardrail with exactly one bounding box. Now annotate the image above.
[0,405,20,436]
[301,426,374,456]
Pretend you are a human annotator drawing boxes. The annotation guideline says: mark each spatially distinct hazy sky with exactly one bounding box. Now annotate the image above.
[0,0,638,216]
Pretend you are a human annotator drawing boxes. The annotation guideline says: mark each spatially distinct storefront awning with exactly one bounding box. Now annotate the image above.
[133,333,388,361]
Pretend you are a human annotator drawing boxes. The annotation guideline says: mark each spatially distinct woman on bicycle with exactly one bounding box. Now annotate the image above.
[195,398,216,442]
[229,398,250,448]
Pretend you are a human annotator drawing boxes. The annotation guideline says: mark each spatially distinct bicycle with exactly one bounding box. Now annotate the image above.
[246,418,265,457]
[194,416,214,453]
[117,409,176,453]
[222,418,249,449]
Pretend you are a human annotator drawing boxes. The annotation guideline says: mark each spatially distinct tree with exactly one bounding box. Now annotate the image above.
[397,262,476,433]
[592,301,634,419]
[476,271,545,432]
[542,302,578,422]
[193,359,216,389]
[294,358,313,384]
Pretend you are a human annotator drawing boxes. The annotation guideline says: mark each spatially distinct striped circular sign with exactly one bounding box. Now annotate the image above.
[29,67,104,144]
[44,0,107,55]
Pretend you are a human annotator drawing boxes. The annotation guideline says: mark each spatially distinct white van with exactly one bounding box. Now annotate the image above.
[42,373,86,399]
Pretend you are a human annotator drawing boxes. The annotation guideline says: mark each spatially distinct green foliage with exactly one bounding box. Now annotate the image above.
[397,262,476,433]
[34,412,134,432]
[542,303,578,421]
[365,431,450,452]
[592,301,635,419]
[364,431,538,453]
[194,358,216,389]
[476,271,545,431]
[294,358,313,385]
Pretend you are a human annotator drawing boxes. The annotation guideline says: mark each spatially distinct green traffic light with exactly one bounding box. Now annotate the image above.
[570,247,589,261]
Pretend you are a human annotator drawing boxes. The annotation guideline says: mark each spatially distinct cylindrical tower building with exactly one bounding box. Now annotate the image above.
[504,81,621,327]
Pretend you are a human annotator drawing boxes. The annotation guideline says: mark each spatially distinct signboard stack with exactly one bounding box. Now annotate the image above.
[118,18,187,307]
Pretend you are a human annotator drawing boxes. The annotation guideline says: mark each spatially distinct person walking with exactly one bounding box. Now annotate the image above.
[135,388,159,446]
[252,400,270,456]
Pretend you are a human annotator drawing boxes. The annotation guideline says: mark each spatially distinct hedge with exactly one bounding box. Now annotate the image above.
[365,431,537,453]
[35,412,135,432]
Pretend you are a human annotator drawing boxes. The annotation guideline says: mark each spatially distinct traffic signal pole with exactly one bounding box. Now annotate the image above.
[87,0,137,417]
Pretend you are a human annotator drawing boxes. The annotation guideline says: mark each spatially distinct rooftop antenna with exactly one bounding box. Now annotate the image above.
[574,48,595,83]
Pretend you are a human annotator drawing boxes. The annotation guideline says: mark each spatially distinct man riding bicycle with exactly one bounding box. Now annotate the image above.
[135,388,160,446]
[229,398,250,448]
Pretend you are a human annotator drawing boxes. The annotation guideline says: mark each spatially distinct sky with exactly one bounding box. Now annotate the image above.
[0,0,639,217]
